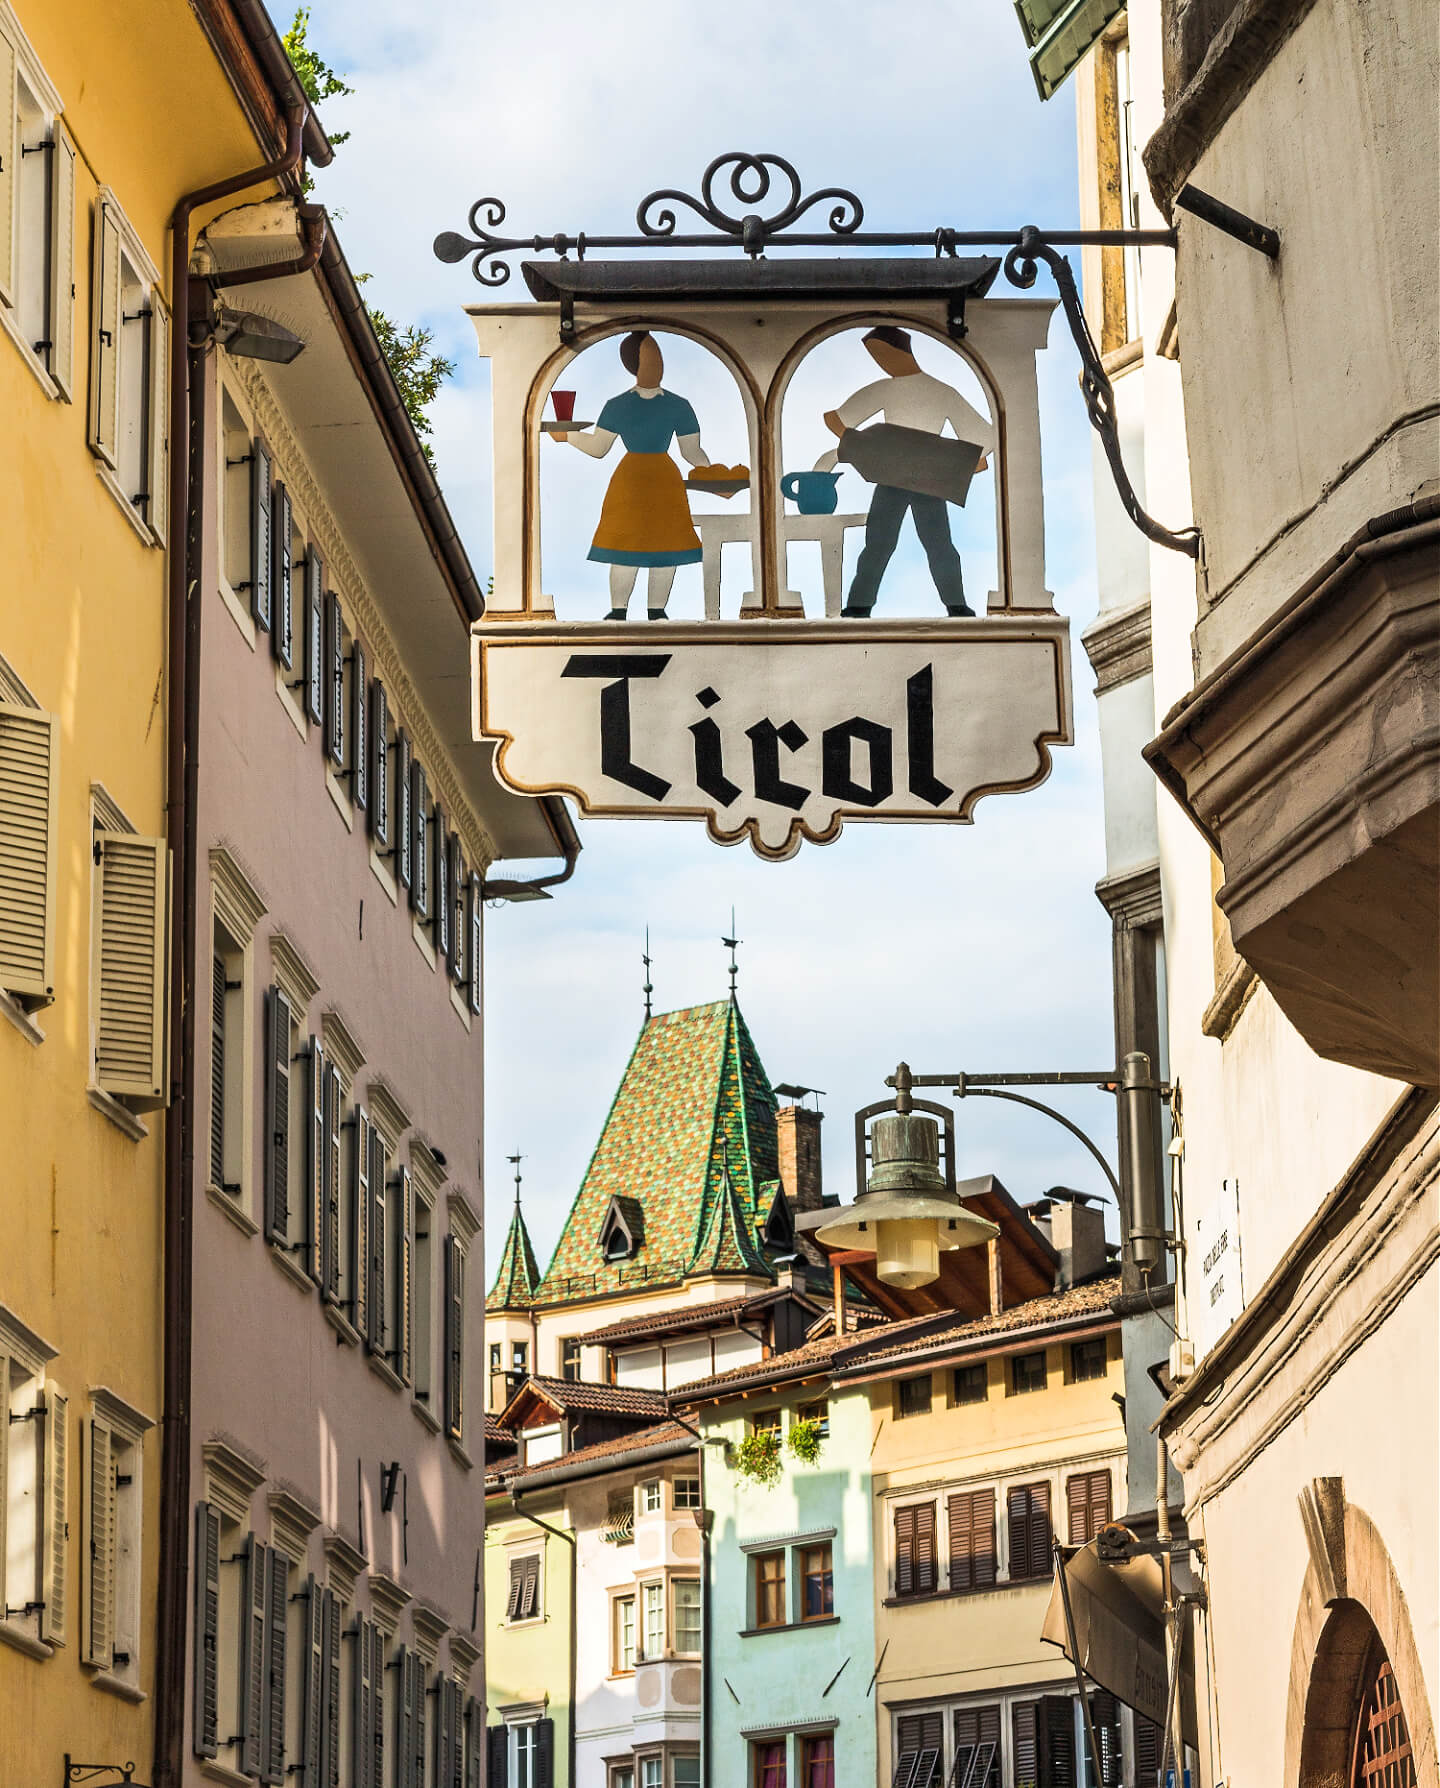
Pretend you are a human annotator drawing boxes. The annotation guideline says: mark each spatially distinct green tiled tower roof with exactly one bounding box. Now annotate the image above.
[487,1196,541,1313]
[534,999,781,1305]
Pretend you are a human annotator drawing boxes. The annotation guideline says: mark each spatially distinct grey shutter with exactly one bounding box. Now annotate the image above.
[193,1503,221,1758]
[263,1548,288,1785]
[251,441,273,631]
[506,1559,523,1621]
[264,986,292,1244]
[307,1040,327,1286]
[433,805,450,956]
[302,1577,325,1788]
[395,731,413,891]
[272,482,294,670]
[368,681,389,844]
[323,1063,342,1302]
[409,762,429,919]
[487,1725,508,1788]
[435,1674,454,1788]
[534,1718,554,1788]
[395,1166,414,1383]
[352,1616,374,1788]
[467,874,482,1015]
[351,641,368,812]
[395,1645,415,1788]
[463,1697,482,1788]
[210,954,226,1187]
[412,1657,427,1788]
[351,1107,372,1333]
[324,593,345,768]
[447,836,464,982]
[369,1625,386,1788]
[239,1537,269,1775]
[367,1127,387,1352]
[322,1588,341,1788]
[443,1236,464,1442]
[305,553,325,727]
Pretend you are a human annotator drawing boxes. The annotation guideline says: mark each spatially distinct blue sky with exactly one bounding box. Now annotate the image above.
[299,0,1118,1269]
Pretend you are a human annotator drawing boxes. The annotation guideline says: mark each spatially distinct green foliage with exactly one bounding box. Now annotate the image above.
[787,1417,824,1466]
[281,10,453,460]
[733,1429,783,1489]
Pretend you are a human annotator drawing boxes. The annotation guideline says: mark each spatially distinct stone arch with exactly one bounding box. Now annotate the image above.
[1284,1499,1437,1785]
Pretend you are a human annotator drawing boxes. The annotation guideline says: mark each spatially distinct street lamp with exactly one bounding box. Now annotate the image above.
[796,1064,998,1289]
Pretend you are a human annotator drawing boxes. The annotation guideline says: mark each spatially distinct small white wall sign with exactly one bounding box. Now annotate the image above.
[473,617,1072,860]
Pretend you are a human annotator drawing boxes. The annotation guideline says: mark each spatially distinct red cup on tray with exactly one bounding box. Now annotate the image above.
[550,390,576,423]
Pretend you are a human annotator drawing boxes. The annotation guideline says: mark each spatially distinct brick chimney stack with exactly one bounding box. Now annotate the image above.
[776,1104,823,1213]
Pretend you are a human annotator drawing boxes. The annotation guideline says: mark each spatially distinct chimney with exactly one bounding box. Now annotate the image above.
[776,1104,823,1213]
[1047,1191,1107,1288]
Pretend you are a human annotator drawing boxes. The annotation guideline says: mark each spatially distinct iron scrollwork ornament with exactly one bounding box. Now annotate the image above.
[1004,226,1200,558]
[635,152,863,256]
[62,1761,145,1787]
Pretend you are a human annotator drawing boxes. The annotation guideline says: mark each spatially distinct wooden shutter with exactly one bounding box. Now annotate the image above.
[1008,1481,1052,1581]
[147,295,169,544]
[83,1416,115,1666]
[534,1717,554,1788]
[443,1236,464,1442]
[0,23,15,308]
[368,681,389,844]
[395,1165,413,1383]
[89,197,121,466]
[435,1674,454,1788]
[394,1644,415,1788]
[323,1063,342,1302]
[467,873,482,1015]
[307,1040,327,1285]
[447,835,464,982]
[263,1548,288,1785]
[48,122,77,400]
[1066,1470,1111,1546]
[1038,1695,1077,1788]
[264,986,292,1244]
[351,1107,372,1333]
[395,731,413,891]
[322,1587,341,1788]
[487,1724,509,1788]
[304,552,325,726]
[302,1576,326,1786]
[1011,1702,1039,1788]
[351,641,368,812]
[895,1715,943,1788]
[193,1503,221,1758]
[369,1625,386,1788]
[271,484,294,670]
[894,1503,916,1597]
[952,1704,1001,1788]
[410,761,429,918]
[1133,1714,1163,1782]
[352,1615,375,1788]
[948,1488,995,1592]
[0,702,59,1005]
[251,440,273,631]
[433,804,450,956]
[209,954,226,1187]
[894,1500,936,1597]
[411,1656,427,1788]
[366,1127,386,1353]
[94,830,170,1106]
[324,593,345,768]
[239,1537,268,1775]
[0,1346,8,1619]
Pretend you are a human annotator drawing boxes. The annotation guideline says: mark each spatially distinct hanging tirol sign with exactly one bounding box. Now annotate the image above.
[435,154,1188,859]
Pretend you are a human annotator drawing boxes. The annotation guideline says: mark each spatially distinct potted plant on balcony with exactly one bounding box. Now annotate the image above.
[787,1416,824,1466]
[733,1428,783,1488]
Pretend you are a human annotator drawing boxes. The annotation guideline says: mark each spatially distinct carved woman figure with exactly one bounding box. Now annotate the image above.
[549,331,712,620]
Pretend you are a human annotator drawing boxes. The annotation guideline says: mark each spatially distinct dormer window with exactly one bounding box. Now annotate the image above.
[760,1186,793,1249]
[597,1195,643,1265]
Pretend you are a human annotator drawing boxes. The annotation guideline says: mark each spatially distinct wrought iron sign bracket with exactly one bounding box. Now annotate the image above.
[63,1760,147,1788]
[437,153,1280,561]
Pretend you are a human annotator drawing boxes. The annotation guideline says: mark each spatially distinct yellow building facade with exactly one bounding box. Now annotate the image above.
[0,1,317,1777]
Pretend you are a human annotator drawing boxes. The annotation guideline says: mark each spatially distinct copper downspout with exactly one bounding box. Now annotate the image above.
[155,104,307,1788]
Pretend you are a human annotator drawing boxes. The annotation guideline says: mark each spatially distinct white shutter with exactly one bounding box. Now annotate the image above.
[147,295,169,544]
[48,122,76,400]
[0,23,15,310]
[89,197,122,466]
[94,830,171,1107]
[40,1384,67,1645]
[0,702,59,1005]
[83,1417,115,1666]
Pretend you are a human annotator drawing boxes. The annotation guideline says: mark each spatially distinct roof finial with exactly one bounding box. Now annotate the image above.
[642,926,654,1022]
[722,907,742,1001]
[506,1151,524,1207]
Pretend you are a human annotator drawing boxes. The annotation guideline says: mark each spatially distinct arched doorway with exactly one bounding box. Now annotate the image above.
[1351,1636,1417,1788]
[1297,1602,1421,1788]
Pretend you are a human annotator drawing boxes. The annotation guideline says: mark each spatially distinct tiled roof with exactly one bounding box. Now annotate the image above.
[534,1000,781,1305]
[576,1293,768,1346]
[501,1374,671,1421]
[486,1199,541,1313]
[842,1276,1122,1371]
[501,1421,695,1485]
[484,1414,518,1452]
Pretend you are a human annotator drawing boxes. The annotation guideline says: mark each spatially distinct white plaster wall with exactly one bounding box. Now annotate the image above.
[1095,673,1160,878]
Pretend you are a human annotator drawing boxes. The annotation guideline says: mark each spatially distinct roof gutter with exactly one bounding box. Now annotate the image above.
[202,0,334,168]
[483,794,583,897]
[833,1313,1121,1387]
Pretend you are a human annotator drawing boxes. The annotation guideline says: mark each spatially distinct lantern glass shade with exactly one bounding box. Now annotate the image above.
[875,1218,941,1289]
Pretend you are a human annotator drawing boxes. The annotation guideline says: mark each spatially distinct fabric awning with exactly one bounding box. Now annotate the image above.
[1040,1532,1199,1746]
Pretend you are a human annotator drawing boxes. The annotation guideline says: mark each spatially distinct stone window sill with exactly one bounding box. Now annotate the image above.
[883,1576,1042,1608]
[324,1302,361,1346]
[0,1619,53,1660]
[368,1351,406,1394]
[0,987,46,1046]
[88,1084,148,1142]
[411,1397,441,1435]
[206,1183,259,1237]
[96,461,160,548]
[216,578,258,650]
[0,307,60,400]
[88,1667,147,1703]
[270,1241,316,1294]
[740,1615,839,1638]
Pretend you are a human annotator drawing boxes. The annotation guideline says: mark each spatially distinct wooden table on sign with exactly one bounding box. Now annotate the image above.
[693,511,870,618]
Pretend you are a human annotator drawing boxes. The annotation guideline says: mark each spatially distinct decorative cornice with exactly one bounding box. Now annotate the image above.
[269,932,320,1016]
[89,1386,155,1442]
[1082,597,1153,694]
[410,1142,446,1201]
[366,1079,412,1150]
[0,1303,59,1368]
[202,1438,267,1525]
[1201,954,1260,1042]
[210,845,268,944]
[368,1572,412,1635]
[1094,861,1163,929]
[448,1631,480,1685]
[321,1008,366,1085]
[228,359,497,873]
[411,1603,449,1666]
[268,1487,321,1565]
[323,1531,368,1604]
[448,1190,480,1248]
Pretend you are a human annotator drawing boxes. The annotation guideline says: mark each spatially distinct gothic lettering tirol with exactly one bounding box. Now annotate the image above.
[474,618,1072,860]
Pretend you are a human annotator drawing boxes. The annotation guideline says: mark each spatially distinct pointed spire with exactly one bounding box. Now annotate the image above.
[642,927,654,1023]
[487,1163,541,1313]
[689,1155,770,1278]
[722,908,742,1002]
